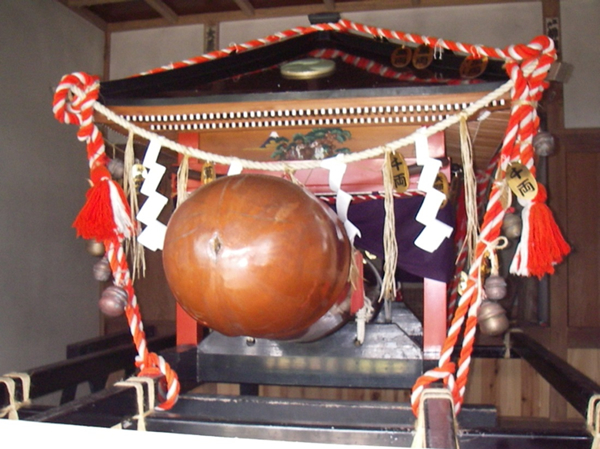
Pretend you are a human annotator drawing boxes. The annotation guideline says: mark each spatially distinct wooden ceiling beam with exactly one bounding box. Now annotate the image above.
[144,0,179,23]
[233,0,255,17]
[59,0,108,31]
[67,0,129,6]
[98,0,539,33]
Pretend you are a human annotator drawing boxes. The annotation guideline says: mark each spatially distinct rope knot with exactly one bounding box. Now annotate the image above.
[482,236,509,254]
[52,72,100,126]
[137,352,180,410]
[0,373,31,420]
[411,363,458,416]
[587,394,600,449]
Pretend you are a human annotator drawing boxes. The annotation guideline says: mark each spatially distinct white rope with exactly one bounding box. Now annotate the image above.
[411,388,459,448]
[114,377,156,431]
[482,236,509,275]
[75,78,513,172]
[0,373,31,420]
[587,394,600,449]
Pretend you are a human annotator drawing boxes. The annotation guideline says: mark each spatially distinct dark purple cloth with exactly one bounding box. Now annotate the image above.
[336,196,456,283]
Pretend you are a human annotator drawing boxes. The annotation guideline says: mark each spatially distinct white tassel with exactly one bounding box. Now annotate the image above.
[108,180,134,239]
[509,198,531,276]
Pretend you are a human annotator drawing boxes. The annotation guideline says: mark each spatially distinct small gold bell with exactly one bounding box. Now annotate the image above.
[533,131,555,157]
[86,239,105,257]
[484,275,507,301]
[202,161,216,184]
[107,158,124,180]
[502,213,522,240]
[477,300,509,336]
[131,163,147,191]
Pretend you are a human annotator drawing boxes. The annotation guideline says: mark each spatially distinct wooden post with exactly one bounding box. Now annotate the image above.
[542,0,569,422]
[103,30,111,81]
[423,278,447,360]
[204,20,219,53]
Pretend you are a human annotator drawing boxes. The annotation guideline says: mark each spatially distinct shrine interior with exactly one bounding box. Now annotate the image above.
[1,1,600,447]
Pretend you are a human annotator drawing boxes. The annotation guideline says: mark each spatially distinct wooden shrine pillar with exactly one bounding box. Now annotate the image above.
[542,0,568,421]
[423,278,447,360]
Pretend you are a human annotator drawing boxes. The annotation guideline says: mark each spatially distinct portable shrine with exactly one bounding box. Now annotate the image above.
[85,16,516,385]
[19,14,580,447]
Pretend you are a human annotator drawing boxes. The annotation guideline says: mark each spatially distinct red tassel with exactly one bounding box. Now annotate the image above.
[526,184,570,278]
[73,166,125,241]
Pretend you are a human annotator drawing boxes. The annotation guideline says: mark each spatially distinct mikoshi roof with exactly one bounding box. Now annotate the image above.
[100,26,508,103]
[94,18,513,170]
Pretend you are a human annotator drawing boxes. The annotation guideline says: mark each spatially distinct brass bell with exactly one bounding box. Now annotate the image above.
[107,158,125,180]
[533,131,555,157]
[98,285,128,317]
[131,163,147,191]
[93,258,112,282]
[502,213,522,240]
[484,275,507,301]
[477,300,509,336]
[86,239,105,257]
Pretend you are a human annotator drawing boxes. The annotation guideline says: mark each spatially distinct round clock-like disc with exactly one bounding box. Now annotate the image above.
[280,58,335,80]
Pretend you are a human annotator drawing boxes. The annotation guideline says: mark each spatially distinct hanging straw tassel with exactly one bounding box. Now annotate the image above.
[73,165,134,242]
[123,131,135,201]
[459,114,479,266]
[379,150,398,302]
[123,131,146,280]
[510,183,570,278]
[176,154,191,208]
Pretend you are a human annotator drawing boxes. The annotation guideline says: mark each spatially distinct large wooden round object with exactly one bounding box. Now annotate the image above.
[163,174,351,340]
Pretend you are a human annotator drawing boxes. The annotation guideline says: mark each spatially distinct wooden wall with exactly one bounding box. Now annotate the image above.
[566,151,600,328]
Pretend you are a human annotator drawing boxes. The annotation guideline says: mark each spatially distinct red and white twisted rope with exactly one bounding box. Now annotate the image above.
[53,73,180,410]
[135,23,346,77]
[53,72,106,170]
[317,190,424,205]
[308,48,472,85]
[106,240,180,410]
[411,35,556,415]
[131,18,518,80]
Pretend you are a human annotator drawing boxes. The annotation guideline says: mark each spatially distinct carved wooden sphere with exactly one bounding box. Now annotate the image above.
[163,174,352,340]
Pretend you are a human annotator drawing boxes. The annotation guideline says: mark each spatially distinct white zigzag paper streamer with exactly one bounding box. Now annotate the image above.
[320,155,361,245]
[413,129,453,253]
[137,139,168,251]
